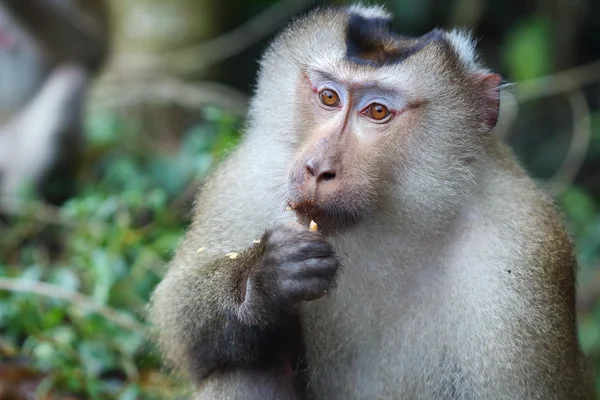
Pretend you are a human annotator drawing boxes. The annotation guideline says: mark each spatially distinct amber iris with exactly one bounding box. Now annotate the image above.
[368,103,390,120]
[319,89,340,107]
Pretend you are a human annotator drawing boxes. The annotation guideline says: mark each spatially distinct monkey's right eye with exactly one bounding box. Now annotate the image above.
[319,89,340,107]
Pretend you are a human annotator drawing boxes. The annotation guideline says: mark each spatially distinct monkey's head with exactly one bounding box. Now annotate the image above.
[251,4,501,232]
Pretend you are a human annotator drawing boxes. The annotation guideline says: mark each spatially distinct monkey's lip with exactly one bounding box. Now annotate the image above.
[287,200,361,231]
[287,200,320,224]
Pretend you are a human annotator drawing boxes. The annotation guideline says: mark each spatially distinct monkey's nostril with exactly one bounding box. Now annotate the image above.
[319,171,336,182]
[304,159,336,183]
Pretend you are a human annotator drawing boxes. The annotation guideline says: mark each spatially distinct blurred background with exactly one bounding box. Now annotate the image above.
[0,0,599,398]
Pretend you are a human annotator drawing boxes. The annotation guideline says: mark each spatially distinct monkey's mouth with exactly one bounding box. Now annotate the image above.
[286,199,362,232]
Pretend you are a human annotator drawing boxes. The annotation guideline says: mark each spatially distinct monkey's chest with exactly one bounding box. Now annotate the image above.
[300,272,460,399]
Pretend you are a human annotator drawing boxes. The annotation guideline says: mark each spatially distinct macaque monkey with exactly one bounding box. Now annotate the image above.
[0,0,109,210]
[150,4,595,399]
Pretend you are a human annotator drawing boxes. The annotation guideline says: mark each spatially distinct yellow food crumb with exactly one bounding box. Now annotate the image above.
[225,252,239,259]
[197,247,205,253]
[309,220,318,231]
[253,239,261,244]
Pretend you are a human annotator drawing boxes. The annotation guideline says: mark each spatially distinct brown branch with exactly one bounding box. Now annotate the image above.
[494,91,520,140]
[546,89,592,196]
[515,59,600,103]
[497,59,600,138]
[112,0,314,76]
[0,198,116,232]
[447,0,485,27]
[0,278,146,335]
[0,197,76,227]
[495,61,599,193]
[90,78,249,116]
[577,267,600,315]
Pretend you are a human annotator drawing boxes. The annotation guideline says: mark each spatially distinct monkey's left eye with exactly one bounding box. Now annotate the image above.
[319,89,340,107]
[366,103,390,121]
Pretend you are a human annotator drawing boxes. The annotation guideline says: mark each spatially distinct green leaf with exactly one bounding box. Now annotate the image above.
[79,340,117,376]
[502,16,554,81]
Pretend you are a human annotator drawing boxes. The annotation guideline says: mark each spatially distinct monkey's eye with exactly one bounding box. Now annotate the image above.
[367,103,390,121]
[319,89,340,107]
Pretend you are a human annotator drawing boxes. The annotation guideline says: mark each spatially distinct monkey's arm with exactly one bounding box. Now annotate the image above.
[510,198,594,398]
[463,172,596,399]
[498,258,596,399]
[149,222,337,386]
[150,238,294,381]
[194,366,306,400]
[522,254,595,399]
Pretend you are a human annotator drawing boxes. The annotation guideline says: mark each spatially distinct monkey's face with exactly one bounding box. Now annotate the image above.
[259,8,500,231]
[287,67,401,230]
[286,56,498,231]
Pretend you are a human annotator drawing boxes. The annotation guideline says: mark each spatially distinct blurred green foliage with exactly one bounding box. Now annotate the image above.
[502,16,554,81]
[0,107,241,399]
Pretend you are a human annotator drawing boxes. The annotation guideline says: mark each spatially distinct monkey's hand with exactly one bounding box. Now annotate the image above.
[149,222,338,384]
[245,222,340,312]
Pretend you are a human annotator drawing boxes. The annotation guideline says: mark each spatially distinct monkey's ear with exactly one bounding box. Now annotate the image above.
[477,73,501,128]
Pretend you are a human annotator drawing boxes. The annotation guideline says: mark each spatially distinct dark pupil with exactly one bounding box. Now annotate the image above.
[374,106,382,113]
[325,91,333,100]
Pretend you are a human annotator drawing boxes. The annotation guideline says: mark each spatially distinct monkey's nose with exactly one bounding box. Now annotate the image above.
[305,159,336,183]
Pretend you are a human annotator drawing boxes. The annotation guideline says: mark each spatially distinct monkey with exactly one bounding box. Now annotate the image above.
[0,0,109,210]
[149,4,595,399]
[0,4,46,125]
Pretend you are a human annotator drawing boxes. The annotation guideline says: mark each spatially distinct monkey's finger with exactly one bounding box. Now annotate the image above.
[282,241,335,262]
[280,277,333,302]
[284,257,339,279]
